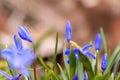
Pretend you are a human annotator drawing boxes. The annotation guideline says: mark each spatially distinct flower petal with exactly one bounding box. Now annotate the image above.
[18,26,32,42]
[14,34,23,50]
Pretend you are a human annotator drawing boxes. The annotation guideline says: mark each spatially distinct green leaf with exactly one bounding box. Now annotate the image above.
[53,32,58,72]
[79,52,95,80]
[70,41,94,80]
[105,43,120,74]
[95,51,99,75]
[57,63,67,80]
[33,28,54,51]
[70,49,76,79]
[100,28,111,63]
[112,56,120,79]
[115,73,120,80]
[63,41,70,80]
[93,72,110,80]
[100,28,108,54]
[7,61,17,76]
[37,55,49,71]
[77,62,83,80]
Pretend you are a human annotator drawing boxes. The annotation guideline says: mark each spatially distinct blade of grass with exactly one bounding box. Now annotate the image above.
[77,62,83,80]
[112,56,120,79]
[53,32,58,72]
[70,49,76,79]
[57,63,67,80]
[63,41,70,80]
[7,61,17,76]
[105,43,120,74]
[100,28,110,61]
[37,55,49,71]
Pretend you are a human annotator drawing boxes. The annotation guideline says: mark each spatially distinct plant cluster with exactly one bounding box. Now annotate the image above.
[0,21,120,80]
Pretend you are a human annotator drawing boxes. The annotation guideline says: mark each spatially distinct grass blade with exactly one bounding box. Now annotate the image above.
[53,32,58,72]
[105,43,120,74]
[57,63,67,80]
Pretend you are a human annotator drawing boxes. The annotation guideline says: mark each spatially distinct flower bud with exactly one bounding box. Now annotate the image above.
[101,53,108,70]
[66,21,72,42]
[94,33,102,51]
[18,26,32,42]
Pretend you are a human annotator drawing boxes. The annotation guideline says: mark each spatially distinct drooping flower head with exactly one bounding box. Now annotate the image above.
[94,33,102,51]
[18,26,32,42]
[66,21,72,42]
[1,35,36,77]
[101,53,108,71]
[0,70,21,80]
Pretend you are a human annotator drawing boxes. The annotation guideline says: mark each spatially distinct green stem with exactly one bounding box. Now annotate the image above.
[95,50,99,75]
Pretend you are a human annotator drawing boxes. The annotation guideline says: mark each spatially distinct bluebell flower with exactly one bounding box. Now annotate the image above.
[73,48,79,60]
[101,53,108,71]
[18,26,32,42]
[84,72,88,80]
[65,49,71,56]
[1,36,36,77]
[14,34,23,51]
[73,74,78,80]
[0,70,21,80]
[94,33,102,51]
[82,44,96,60]
[82,44,92,52]
[66,21,72,42]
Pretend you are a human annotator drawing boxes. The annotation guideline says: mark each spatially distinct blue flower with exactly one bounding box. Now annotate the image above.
[73,74,78,80]
[84,72,88,80]
[94,33,102,51]
[82,44,96,59]
[1,36,36,77]
[65,49,71,56]
[66,21,72,42]
[82,44,92,52]
[18,26,32,42]
[101,53,108,71]
[14,34,23,50]
[73,48,79,60]
[0,70,21,80]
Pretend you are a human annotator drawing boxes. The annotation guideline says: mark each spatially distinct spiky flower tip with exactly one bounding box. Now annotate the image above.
[73,74,78,80]
[73,48,79,60]
[66,21,72,42]
[18,26,32,42]
[94,33,102,51]
[101,53,108,71]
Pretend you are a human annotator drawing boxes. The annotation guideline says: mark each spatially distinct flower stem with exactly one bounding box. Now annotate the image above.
[33,62,37,80]
[32,43,37,80]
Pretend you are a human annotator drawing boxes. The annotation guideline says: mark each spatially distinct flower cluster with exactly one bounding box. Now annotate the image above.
[1,26,36,78]
[64,21,109,80]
